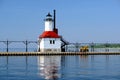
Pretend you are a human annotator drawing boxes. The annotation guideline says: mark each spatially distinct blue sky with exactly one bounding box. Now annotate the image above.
[0,0,120,43]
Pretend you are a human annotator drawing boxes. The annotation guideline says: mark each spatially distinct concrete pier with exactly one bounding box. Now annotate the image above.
[0,52,120,56]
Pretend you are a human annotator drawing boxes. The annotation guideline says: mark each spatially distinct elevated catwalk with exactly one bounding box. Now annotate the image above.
[0,52,120,56]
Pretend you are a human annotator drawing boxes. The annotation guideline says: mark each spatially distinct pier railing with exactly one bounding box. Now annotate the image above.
[0,40,37,52]
[0,40,120,52]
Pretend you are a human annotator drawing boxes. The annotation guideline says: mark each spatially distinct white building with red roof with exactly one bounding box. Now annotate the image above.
[38,12,61,52]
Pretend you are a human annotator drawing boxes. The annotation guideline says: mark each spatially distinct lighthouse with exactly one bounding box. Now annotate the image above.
[38,10,61,52]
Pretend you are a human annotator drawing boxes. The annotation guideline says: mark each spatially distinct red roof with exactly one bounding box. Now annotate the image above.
[39,31,60,38]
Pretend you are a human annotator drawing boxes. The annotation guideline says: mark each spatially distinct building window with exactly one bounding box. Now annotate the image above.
[50,40,55,44]
[53,40,55,44]
[50,40,52,44]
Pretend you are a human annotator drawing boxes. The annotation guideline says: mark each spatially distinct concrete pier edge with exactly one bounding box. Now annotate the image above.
[0,52,120,56]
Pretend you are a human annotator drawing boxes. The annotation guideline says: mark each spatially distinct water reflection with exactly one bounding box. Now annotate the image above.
[1,55,119,80]
[38,56,61,80]
[80,55,89,67]
[80,55,88,62]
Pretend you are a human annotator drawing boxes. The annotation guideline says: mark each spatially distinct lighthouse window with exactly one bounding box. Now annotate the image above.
[53,40,55,44]
[49,40,55,44]
[50,40,52,44]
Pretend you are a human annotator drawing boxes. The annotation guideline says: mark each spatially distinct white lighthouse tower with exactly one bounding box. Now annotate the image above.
[38,10,61,52]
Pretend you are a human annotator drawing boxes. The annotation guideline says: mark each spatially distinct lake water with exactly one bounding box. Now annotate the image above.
[0,55,120,80]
